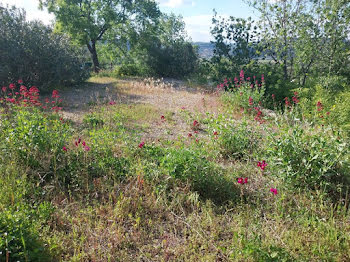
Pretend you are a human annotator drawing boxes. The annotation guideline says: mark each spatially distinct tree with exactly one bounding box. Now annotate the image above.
[40,0,160,73]
[210,12,259,80]
[0,5,87,89]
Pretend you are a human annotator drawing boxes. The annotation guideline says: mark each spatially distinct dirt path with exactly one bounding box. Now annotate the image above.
[57,77,222,124]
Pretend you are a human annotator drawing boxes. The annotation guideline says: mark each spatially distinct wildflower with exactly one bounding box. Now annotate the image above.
[317,101,323,111]
[181,107,185,110]
[237,177,248,184]
[2,87,7,92]
[138,141,145,148]
[261,74,265,82]
[257,160,267,171]
[161,115,165,120]
[109,101,116,105]
[62,146,68,152]
[82,141,86,147]
[284,97,290,107]
[195,139,199,143]
[78,138,81,144]
[213,131,218,136]
[193,120,199,127]
[326,112,330,116]
[188,133,193,137]
[18,79,23,84]
[9,83,15,90]
[272,94,275,100]
[270,188,278,195]
[52,90,60,98]
[83,146,90,151]
[240,70,244,80]
[249,96,253,106]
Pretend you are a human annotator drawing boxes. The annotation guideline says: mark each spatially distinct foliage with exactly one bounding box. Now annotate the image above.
[0,6,88,91]
[264,122,350,195]
[40,0,160,73]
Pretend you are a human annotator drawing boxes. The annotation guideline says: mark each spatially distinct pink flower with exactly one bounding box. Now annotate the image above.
[52,90,60,98]
[62,146,68,152]
[237,177,248,184]
[18,79,23,84]
[109,101,116,105]
[270,188,278,195]
[83,146,90,151]
[240,70,245,80]
[9,83,15,90]
[272,94,275,100]
[193,120,199,127]
[82,141,86,147]
[249,96,253,106]
[138,141,145,148]
[188,133,193,137]
[257,160,267,171]
[78,138,81,144]
[2,86,7,92]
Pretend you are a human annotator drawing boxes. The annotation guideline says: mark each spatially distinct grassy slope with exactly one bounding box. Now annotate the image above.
[0,77,349,261]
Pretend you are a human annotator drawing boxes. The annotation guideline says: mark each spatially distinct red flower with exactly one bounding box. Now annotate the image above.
[9,83,15,90]
[193,120,199,127]
[52,90,60,98]
[62,146,68,152]
[237,177,248,184]
[257,160,267,171]
[109,101,116,105]
[284,97,290,107]
[82,141,86,147]
[326,111,330,116]
[83,146,90,151]
[138,141,145,148]
[78,138,81,144]
[213,131,218,136]
[18,79,23,84]
[188,133,193,137]
[161,115,165,120]
[270,188,278,195]
[272,94,275,100]
[249,96,253,106]
[2,86,7,92]
[317,101,323,111]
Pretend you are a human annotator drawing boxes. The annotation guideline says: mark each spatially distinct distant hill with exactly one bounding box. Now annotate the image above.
[193,42,215,59]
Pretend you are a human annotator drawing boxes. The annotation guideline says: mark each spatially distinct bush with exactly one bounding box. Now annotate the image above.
[219,70,265,110]
[0,6,88,91]
[299,76,350,133]
[264,125,350,194]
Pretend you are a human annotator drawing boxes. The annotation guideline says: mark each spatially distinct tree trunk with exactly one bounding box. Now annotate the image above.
[87,41,100,73]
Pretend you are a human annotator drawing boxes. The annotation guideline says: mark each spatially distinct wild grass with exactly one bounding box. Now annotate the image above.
[0,77,349,261]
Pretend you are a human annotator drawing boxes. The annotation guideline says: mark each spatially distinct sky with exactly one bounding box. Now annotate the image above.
[0,0,256,42]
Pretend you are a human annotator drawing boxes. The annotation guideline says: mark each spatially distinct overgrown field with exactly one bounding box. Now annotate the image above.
[0,76,349,261]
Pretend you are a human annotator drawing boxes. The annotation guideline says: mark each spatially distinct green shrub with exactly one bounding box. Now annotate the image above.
[0,6,88,90]
[220,71,265,110]
[264,125,350,194]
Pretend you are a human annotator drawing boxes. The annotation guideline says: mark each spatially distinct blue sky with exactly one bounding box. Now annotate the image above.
[1,0,255,42]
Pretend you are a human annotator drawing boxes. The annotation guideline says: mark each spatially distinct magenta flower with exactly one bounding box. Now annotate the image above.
[193,120,199,127]
[237,177,248,184]
[18,79,23,84]
[249,96,253,106]
[188,133,193,138]
[2,86,7,92]
[62,146,68,152]
[270,188,278,195]
[213,131,218,136]
[109,101,116,105]
[82,141,86,147]
[138,141,145,148]
[9,83,15,90]
[257,160,267,171]
[83,146,90,151]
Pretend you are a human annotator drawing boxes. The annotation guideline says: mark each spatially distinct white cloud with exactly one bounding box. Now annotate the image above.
[1,0,54,25]
[184,14,229,42]
[158,0,195,8]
